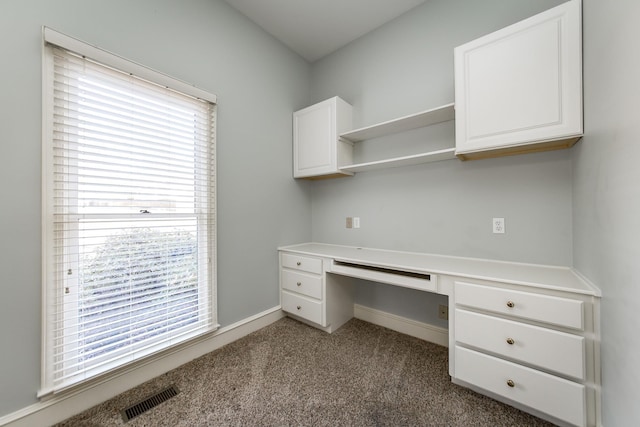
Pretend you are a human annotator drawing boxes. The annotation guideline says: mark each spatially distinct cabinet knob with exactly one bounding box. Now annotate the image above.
[506,338,515,345]
[296,281,302,286]
[506,301,515,308]
[296,261,301,266]
[507,379,515,388]
[296,305,301,310]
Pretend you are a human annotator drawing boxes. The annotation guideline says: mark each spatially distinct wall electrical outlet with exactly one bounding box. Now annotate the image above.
[346,217,353,229]
[493,217,505,234]
[438,304,449,320]
[353,217,360,229]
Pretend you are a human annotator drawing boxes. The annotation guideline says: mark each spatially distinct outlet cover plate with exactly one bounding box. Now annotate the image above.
[438,304,449,320]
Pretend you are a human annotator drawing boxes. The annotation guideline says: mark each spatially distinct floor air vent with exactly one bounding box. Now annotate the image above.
[121,385,179,422]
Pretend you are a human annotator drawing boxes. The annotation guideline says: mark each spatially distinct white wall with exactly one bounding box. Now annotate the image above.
[309,0,568,326]
[575,0,640,425]
[0,0,311,417]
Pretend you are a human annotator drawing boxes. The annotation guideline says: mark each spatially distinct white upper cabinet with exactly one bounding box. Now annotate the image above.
[454,0,583,160]
[293,97,353,179]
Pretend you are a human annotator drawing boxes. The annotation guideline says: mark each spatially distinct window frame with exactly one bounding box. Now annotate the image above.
[40,27,218,397]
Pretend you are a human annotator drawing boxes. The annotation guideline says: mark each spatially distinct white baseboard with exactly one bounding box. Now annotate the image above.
[354,304,448,347]
[1,307,285,427]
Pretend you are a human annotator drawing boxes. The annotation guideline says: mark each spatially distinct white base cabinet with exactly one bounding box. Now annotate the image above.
[454,0,583,160]
[452,279,598,427]
[279,252,354,332]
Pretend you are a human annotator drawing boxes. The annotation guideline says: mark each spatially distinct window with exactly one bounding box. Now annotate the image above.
[41,28,217,395]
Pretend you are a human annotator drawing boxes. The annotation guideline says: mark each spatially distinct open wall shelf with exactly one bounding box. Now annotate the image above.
[341,148,456,173]
[340,103,455,143]
[338,102,456,173]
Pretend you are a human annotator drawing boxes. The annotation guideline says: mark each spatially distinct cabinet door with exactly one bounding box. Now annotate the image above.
[293,97,352,178]
[454,0,582,159]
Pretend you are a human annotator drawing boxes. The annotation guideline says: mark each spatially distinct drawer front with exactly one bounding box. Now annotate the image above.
[282,291,323,325]
[455,309,585,379]
[281,253,323,275]
[455,346,586,427]
[455,281,584,330]
[281,269,322,300]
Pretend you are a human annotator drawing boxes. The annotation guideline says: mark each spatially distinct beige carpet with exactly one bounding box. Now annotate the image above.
[56,317,553,426]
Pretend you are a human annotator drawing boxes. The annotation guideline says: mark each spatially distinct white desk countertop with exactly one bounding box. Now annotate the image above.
[279,242,600,297]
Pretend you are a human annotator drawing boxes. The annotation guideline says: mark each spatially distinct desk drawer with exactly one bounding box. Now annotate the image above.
[282,290,323,325]
[281,253,323,275]
[455,281,584,330]
[455,309,585,379]
[455,346,586,427]
[281,269,322,299]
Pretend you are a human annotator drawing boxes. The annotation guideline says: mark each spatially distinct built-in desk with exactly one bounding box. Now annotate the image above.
[278,243,601,427]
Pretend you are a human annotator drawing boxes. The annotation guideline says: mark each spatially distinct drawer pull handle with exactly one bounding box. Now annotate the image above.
[297,281,302,287]
[296,305,301,310]
[507,379,515,388]
[296,261,301,266]
[506,301,515,308]
[506,338,515,345]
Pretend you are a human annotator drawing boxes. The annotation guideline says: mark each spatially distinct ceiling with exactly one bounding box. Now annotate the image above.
[223,0,428,62]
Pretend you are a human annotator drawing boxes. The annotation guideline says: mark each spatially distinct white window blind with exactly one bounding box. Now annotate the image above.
[42,35,217,394]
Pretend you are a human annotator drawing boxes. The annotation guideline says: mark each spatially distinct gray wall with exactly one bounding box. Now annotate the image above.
[0,0,311,417]
[576,0,640,425]
[309,0,567,326]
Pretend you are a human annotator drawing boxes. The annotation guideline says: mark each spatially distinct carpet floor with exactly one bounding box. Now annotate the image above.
[56,317,554,426]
